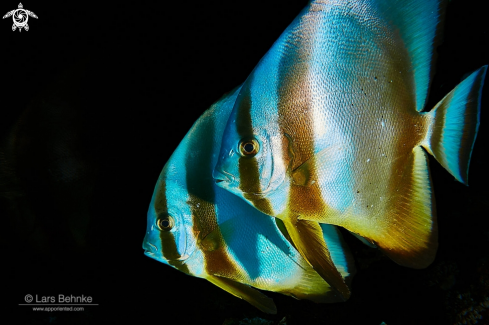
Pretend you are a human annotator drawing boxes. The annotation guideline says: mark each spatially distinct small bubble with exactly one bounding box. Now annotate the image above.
[367,158,370,162]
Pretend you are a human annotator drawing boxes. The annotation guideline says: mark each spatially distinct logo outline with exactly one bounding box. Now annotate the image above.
[3,3,38,32]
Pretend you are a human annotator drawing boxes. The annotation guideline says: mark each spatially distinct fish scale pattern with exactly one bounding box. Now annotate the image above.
[143,0,486,313]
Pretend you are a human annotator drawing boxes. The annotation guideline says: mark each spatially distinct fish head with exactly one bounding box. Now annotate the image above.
[143,176,198,269]
[213,93,291,216]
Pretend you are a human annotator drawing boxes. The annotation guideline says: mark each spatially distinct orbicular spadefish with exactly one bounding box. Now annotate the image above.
[143,87,355,313]
[213,0,487,270]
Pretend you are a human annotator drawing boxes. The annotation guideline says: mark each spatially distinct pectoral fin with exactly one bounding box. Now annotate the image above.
[206,275,277,314]
[199,228,222,252]
[282,218,350,300]
[292,144,344,187]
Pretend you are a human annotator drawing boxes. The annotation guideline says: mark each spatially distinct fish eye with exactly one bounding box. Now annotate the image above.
[157,216,174,231]
[238,138,260,157]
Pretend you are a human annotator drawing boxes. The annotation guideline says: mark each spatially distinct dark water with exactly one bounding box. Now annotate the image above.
[1,1,488,324]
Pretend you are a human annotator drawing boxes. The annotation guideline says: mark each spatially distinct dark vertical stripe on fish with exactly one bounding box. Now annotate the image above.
[184,107,241,279]
[236,85,274,215]
[185,110,217,239]
[154,177,190,273]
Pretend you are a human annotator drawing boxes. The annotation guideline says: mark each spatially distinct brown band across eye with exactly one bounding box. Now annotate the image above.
[157,216,174,231]
[238,138,260,157]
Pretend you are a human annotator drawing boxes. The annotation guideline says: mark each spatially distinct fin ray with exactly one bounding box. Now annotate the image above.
[377,146,437,269]
[424,65,487,184]
[376,0,444,111]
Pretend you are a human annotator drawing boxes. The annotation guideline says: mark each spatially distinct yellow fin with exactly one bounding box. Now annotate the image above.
[376,146,437,269]
[282,218,350,300]
[349,231,377,248]
[274,218,296,250]
[281,259,346,303]
[206,275,277,314]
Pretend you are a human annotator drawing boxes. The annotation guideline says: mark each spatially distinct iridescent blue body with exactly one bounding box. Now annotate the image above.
[142,87,355,313]
[213,0,486,269]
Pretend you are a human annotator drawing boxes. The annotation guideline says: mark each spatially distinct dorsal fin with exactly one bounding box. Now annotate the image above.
[374,0,445,111]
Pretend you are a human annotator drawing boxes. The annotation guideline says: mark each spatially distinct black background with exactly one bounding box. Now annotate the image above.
[1,1,488,324]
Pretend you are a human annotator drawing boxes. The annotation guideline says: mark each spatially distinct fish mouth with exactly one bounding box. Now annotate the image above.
[143,246,189,264]
[144,250,155,257]
[143,241,158,256]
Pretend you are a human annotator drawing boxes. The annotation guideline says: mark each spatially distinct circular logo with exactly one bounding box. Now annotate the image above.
[25,294,33,303]
[13,9,27,27]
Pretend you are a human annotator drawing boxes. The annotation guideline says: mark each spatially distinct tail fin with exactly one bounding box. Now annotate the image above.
[423,66,487,185]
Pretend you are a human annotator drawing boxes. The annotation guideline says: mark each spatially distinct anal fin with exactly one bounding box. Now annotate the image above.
[206,275,277,314]
[377,146,437,269]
